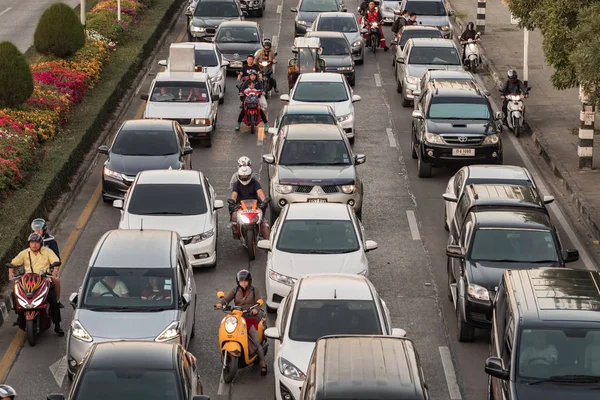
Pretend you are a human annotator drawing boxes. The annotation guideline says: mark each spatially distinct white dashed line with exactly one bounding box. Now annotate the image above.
[0,7,12,17]
[374,73,382,87]
[276,4,282,13]
[216,371,231,396]
[386,128,396,147]
[439,347,462,399]
[406,210,421,240]
[272,35,278,49]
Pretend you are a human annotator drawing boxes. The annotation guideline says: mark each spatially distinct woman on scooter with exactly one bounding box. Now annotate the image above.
[215,269,268,376]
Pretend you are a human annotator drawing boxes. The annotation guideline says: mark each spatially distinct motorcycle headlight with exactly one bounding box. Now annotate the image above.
[261,61,269,66]
[341,184,356,194]
[71,320,93,343]
[238,214,250,224]
[190,229,214,243]
[279,357,306,380]
[103,167,123,180]
[510,95,521,101]
[441,25,450,31]
[424,132,445,144]
[372,22,378,27]
[275,184,294,194]
[269,269,297,286]
[352,40,362,47]
[337,113,352,122]
[224,316,238,334]
[155,321,180,342]
[482,134,500,145]
[406,75,420,85]
[467,283,490,301]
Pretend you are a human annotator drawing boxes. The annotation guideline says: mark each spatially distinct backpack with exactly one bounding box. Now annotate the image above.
[234,286,256,301]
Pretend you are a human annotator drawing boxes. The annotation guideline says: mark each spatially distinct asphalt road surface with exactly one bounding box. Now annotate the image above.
[0,1,596,399]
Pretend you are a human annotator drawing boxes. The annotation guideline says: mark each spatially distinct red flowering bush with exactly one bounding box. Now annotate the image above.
[31,63,88,105]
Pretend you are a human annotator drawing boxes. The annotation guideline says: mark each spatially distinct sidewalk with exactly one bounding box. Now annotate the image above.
[447,0,600,245]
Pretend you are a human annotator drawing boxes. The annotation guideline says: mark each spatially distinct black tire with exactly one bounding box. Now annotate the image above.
[417,157,432,178]
[470,59,477,73]
[396,73,402,93]
[257,7,264,17]
[245,228,256,260]
[219,94,224,104]
[102,196,112,204]
[26,319,37,346]
[204,136,212,148]
[447,260,454,301]
[349,136,355,145]
[349,78,355,87]
[410,133,417,159]
[444,208,449,231]
[514,123,520,138]
[356,57,364,65]
[67,371,74,381]
[222,353,238,384]
[401,91,411,107]
[457,305,475,342]
[371,35,377,53]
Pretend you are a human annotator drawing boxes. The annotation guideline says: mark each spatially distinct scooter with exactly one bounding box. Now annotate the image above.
[228,197,270,260]
[215,293,268,383]
[8,261,61,346]
[501,88,530,137]
[362,20,380,53]
[461,36,481,73]
[258,52,277,99]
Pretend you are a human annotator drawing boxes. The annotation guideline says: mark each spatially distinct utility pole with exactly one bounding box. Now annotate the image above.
[578,85,595,169]
[476,0,486,34]
[80,0,86,27]
[523,29,529,87]
[118,0,121,21]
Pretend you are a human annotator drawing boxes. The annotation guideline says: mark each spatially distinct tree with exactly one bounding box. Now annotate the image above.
[0,41,34,108]
[34,3,85,58]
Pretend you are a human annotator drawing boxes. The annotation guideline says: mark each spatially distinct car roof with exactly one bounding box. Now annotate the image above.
[307,31,346,39]
[402,25,441,31]
[407,38,455,47]
[179,41,216,51]
[282,104,335,115]
[121,119,174,131]
[473,210,553,230]
[298,72,344,82]
[155,71,209,82]
[424,70,474,80]
[136,170,202,185]
[87,342,176,370]
[465,165,531,182]
[91,230,176,268]
[429,80,484,97]
[283,124,345,140]
[406,0,443,3]
[317,12,355,19]
[219,20,258,28]
[296,274,374,300]
[285,203,350,220]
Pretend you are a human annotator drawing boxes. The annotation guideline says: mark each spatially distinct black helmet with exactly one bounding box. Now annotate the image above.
[27,232,43,245]
[236,269,252,285]
[31,218,47,235]
[263,38,272,49]
[467,21,474,30]
[0,385,16,400]
[508,69,518,81]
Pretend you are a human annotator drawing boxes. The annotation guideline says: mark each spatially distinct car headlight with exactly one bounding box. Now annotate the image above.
[482,134,500,145]
[275,184,294,194]
[224,316,238,334]
[424,132,445,144]
[155,321,180,342]
[71,320,93,343]
[103,167,123,180]
[279,357,306,381]
[192,118,210,125]
[191,26,205,33]
[190,229,214,243]
[298,20,311,26]
[441,25,450,31]
[467,283,490,301]
[269,269,297,286]
[338,66,353,71]
[352,40,362,47]
[406,75,420,85]
[337,113,353,122]
[341,184,356,194]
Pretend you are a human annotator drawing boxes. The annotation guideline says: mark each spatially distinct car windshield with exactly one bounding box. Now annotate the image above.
[300,0,339,12]
[408,46,460,65]
[399,29,443,46]
[405,0,447,16]
[292,81,348,102]
[80,268,176,310]
[279,140,351,165]
[73,369,182,400]
[216,27,260,43]
[518,328,600,381]
[193,1,239,17]
[150,81,210,103]
[317,17,357,32]
[127,184,208,215]
[112,129,178,156]
[289,300,382,342]
[428,97,491,119]
[280,113,336,126]
[470,229,559,263]
[277,220,360,254]
[195,49,219,66]
[319,37,350,55]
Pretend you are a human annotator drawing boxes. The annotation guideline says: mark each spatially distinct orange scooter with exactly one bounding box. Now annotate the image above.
[215,291,268,383]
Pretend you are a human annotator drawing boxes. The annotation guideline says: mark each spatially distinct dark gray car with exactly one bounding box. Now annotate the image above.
[292,0,346,37]
[187,0,244,42]
[306,32,355,86]
[214,21,264,72]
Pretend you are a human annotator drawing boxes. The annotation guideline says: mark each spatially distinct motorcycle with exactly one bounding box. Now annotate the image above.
[228,197,270,260]
[214,293,268,383]
[364,21,380,53]
[461,37,481,73]
[8,261,61,346]
[501,88,530,137]
[258,52,277,99]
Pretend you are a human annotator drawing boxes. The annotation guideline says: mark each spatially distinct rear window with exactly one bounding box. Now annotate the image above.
[399,29,443,46]
[193,1,239,17]
[280,113,336,127]
[128,184,208,215]
[405,0,447,16]
[112,129,178,156]
[317,16,357,32]
[408,46,460,65]
[194,49,218,67]
[319,37,350,55]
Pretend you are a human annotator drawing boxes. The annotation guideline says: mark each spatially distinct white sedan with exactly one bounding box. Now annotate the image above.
[257,203,378,312]
[113,169,223,267]
[279,72,361,144]
[264,273,406,400]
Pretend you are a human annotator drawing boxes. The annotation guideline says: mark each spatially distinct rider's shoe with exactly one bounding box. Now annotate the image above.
[273,87,279,93]
[55,324,65,336]
[260,360,268,376]
[235,124,240,131]
[264,124,269,131]
[384,46,389,52]
[58,301,65,309]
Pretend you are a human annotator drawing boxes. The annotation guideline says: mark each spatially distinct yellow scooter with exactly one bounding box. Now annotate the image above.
[215,291,268,383]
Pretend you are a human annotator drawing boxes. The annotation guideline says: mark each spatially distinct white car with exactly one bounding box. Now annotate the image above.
[280,72,361,143]
[264,273,406,400]
[257,203,378,311]
[113,169,223,267]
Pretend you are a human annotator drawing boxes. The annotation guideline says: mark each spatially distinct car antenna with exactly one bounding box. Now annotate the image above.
[334,289,337,299]
[140,218,144,231]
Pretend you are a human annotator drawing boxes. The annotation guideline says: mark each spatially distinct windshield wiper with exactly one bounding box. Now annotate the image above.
[473,259,524,263]
[530,260,559,263]
[87,306,133,312]
[282,162,322,166]
[527,375,600,385]
[141,211,186,215]
[305,250,337,254]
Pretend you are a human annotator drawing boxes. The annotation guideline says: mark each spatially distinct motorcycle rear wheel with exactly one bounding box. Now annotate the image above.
[513,123,520,137]
[26,318,38,346]
[245,228,256,260]
[371,35,377,53]
[222,352,238,384]
[470,59,477,73]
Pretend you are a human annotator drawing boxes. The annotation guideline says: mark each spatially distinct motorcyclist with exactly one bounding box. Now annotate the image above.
[230,166,270,239]
[8,233,64,336]
[361,1,389,51]
[236,79,269,132]
[459,22,480,63]
[391,10,409,35]
[405,12,417,25]
[237,69,263,93]
[255,38,279,94]
[0,385,16,400]
[238,54,262,81]
[31,218,63,308]
[500,69,528,121]
[358,0,369,16]
[215,269,267,376]
[230,156,256,190]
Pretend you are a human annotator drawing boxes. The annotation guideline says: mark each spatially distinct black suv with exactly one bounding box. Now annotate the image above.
[445,184,579,342]
[486,268,600,400]
[411,80,504,177]
[186,0,244,42]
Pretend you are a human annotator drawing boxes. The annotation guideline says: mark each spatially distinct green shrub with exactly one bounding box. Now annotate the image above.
[0,42,34,108]
[86,10,126,42]
[34,3,86,58]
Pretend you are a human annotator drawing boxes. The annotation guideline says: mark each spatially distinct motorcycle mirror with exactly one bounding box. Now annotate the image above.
[274,51,278,56]
[257,299,264,306]
[527,87,532,91]
[217,291,225,299]
[5,263,13,268]
[51,261,62,268]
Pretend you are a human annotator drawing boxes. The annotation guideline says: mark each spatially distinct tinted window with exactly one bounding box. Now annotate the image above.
[151,81,209,103]
[216,27,260,43]
[317,16,357,32]
[73,369,182,400]
[465,178,532,187]
[405,0,447,16]
[319,37,350,55]
[194,49,218,66]
[428,97,491,119]
[194,1,239,17]
[470,229,559,263]
[299,0,339,12]
[280,113,336,126]
[277,220,359,253]
[279,140,351,165]
[289,300,382,342]
[292,82,348,102]
[408,46,460,65]
[128,184,208,216]
[399,29,443,46]
[112,129,178,156]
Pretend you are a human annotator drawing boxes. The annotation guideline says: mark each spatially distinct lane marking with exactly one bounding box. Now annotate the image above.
[0,7,12,17]
[386,128,396,147]
[176,22,188,43]
[257,125,265,146]
[49,356,68,388]
[216,370,231,397]
[271,35,278,49]
[439,346,462,400]
[267,0,284,124]
[406,210,421,240]
[374,73,382,87]
[276,4,282,13]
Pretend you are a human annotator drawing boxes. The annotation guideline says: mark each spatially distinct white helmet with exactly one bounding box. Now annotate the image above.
[238,166,253,185]
[237,156,251,168]
[0,385,16,399]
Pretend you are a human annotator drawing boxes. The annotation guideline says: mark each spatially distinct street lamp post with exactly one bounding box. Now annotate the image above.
[118,0,121,21]
[80,0,86,27]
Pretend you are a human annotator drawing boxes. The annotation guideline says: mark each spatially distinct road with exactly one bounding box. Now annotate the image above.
[0,1,595,399]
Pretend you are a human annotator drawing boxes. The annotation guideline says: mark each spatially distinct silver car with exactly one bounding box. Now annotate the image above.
[309,12,364,64]
[262,124,366,222]
[66,229,197,380]
[399,0,455,38]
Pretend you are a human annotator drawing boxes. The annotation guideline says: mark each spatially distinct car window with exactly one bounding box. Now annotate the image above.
[193,1,239,17]
[454,192,469,230]
[319,37,351,55]
[279,139,351,166]
[194,49,219,67]
[459,219,472,249]
[177,261,186,294]
[428,96,491,119]
[453,169,465,195]
[405,0,447,16]
[150,81,210,103]
[276,220,360,254]
[127,184,208,216]
[317,16,357,32]
[470,228,559,263]
[280,113,337,126]
[280,294,293,338]
[300,0,339,12]
[112,129,179,156]
[399,29,443,46]
[216,27,260,43]
[408,46,460,65]
[292,81,349,102]
[203,176,213,203]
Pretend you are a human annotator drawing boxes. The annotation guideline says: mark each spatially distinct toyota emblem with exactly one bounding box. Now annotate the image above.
[233,53,239,58]
[458,136,468,143]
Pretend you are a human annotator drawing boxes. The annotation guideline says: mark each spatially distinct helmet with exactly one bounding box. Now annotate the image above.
[508,69,518,81]
[0,385,16,399]
[467,21,474,30]
[31,218,47,235]
[27,232,43,245]
[238,166,252,185]
[237,156,251,168]
[248,69,258,77]
[236,269,252,285]
[263,38,272,49]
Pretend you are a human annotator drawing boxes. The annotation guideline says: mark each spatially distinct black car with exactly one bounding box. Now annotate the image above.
[486,268,600,400]
[291,0,346,37]
[187,0,244,42]
[306,31,355,86]
[98,120,193,202]
[47,341,208,400]
[214,20,263,72]
[411,80,504,177]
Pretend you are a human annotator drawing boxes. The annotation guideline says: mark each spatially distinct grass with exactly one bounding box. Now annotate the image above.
[0,0,184,286]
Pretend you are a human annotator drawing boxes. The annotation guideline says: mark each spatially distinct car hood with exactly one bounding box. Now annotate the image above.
[406,64,463,79]
[122,214,209,237]
[426,119,497,135]
[515,382,600,399]
[414,16,450,27]
[145,102,211,118]
[341,31,361,45]
[106,154,181,176]
[271,251,366,277]
[322,55,353,67]
[76,309,179,340]
[191,16,239,28]
[281,340,317,378]
[277,165,355,185]
[297,11,321,23]
[215,42,262,57]
[288,99,352,117]
[468,261,558,290]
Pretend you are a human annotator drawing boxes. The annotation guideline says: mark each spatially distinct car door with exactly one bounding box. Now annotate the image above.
[177,247,195,347]
[397,40,410,82]
[413,88,427,147]
[203,175,218,228]
[454,217,474,295]
[208,82,218,119]
[271,108,286,150]
[176,124,191,169]
[446,168,465,228]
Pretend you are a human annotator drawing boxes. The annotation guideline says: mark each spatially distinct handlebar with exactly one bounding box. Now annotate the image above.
[214,302,262,314]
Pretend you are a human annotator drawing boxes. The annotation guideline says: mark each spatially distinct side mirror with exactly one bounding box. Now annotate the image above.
[352,94,361,102]
[442,192,458,202]
[495,111,504,120]
[446,244,465,258]
[268,127,277,135]
[158,60,167,67]
[396,56,404,63]
[182,293,192,310]
[69,292,78,310]
[182,146,193,155]
[542,195,554,204]
[448,10,455,16]
[264,327,281,340]
[392,328,407,338]
[390,39,398,46]
[365,240,378,252]
[192,396,210,400]
[290,7,297,12]
[412,89,421,97]
[222,60,230,67]
[354,154,366,164]
[411,110,424,119]
[140,94,149,101]
[257,240,272,251]
[280,94,290,102]
[217,291,225,299]
[113,199,124,209]
[341,8,347,12]
[274,52,278,56]
[47,395,66,400]
[262,154,275,164]
[485,357,509,380]
[98,145,109,154]
[564,249,580,263]
[214,200,224,210]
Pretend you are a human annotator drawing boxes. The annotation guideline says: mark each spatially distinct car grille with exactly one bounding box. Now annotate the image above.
[205,28,216,34]
[169,118,192,126]
[441,134,484,145]
[321,185,339,193]
[295,185,313,193]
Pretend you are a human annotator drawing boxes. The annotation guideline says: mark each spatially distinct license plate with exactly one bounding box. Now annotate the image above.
[307,198,327,203]
[452,148,475,156]
[231,61,243,68]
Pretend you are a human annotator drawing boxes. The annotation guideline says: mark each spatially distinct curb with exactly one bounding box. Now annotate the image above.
[0,294,11,328]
